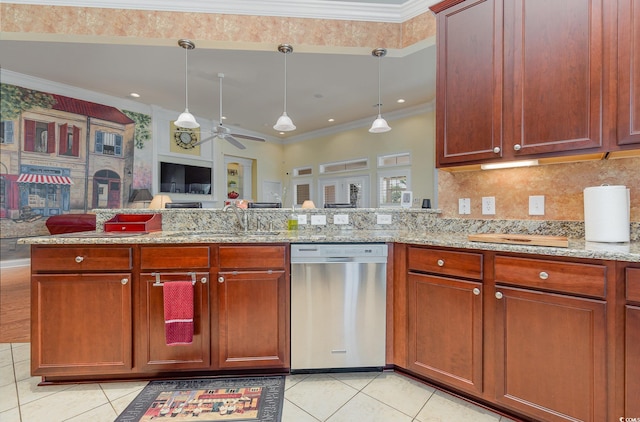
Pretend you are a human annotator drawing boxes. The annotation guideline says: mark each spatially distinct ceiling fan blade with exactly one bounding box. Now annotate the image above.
[224,135,246,150]
[191,134,217,147]
[230,133,265,142]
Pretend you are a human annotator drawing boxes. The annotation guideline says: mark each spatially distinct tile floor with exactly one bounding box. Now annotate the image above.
[1,343,519,422]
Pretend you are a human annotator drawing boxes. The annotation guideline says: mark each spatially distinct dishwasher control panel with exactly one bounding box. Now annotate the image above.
[291,243,388,260]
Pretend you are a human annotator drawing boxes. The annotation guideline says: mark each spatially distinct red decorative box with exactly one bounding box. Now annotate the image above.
[104,213,162,232]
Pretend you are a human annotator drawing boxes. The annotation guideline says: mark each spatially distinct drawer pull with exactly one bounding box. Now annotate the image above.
[495,292,503,299]
[121,278,129,285]
[75,256,84,263]
[493,147,501,154]
[218,276,225,283]
[539,271,549,280]
[514,144,522,151]
[473,288,480,296]
[201,277,208,284]
[437,259,445,267]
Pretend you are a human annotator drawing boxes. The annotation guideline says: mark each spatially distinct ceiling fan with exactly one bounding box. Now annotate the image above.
[193,73,266,150]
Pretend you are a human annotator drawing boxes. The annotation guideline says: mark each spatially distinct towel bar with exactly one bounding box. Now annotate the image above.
[150,272,207,286]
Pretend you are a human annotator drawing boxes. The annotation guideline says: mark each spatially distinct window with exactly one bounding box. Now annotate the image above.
[24,120,55,153]
[378,169,410,207]
[294,166,312,176]
[293,177,312,206]
[319,158,368,174]
[95,131,123,156]
[58,124,80,157]
[1,121,14,144]
[378,152,411,167]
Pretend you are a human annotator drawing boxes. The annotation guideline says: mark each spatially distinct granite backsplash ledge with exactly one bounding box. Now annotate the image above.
[92,209,639,241]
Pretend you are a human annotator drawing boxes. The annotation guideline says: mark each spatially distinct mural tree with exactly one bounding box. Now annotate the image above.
[0,84,55,121]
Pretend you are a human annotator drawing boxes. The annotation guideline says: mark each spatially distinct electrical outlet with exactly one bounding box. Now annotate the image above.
[297,214,307,225]
[529,195,545,215]
[310,215,327,225]
[482,196,496,215]
[377,214,392,225]
[333,214,349,225]
[458,198,471,215]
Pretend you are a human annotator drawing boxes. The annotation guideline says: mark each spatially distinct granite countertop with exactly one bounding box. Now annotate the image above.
[20,229,640,263]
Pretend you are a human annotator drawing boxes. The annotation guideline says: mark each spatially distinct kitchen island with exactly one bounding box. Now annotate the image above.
[21,208,639,422]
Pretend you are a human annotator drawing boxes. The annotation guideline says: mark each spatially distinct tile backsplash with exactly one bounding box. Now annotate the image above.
[438,157,639,222]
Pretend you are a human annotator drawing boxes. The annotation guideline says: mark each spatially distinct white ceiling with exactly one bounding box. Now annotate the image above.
[0,0,438,143]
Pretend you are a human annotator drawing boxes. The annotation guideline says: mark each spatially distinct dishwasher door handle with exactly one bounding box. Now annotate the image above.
[325,257,354,262]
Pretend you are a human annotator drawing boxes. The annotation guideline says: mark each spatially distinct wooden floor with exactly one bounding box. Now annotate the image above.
[0,265,30,343]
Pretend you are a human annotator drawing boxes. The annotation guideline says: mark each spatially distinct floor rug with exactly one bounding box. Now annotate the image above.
[115,376,285,422]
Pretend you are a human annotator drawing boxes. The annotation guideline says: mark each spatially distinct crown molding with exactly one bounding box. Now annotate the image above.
[3,0,435,23]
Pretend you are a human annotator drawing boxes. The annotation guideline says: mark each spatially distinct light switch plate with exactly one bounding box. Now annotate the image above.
[333,214,349,225]
[297,214,307,225]
[529,195,545,215]
[377,214,392,225]
[310,215,327,225]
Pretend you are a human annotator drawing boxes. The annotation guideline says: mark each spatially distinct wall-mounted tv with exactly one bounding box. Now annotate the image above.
[160,162,212,195]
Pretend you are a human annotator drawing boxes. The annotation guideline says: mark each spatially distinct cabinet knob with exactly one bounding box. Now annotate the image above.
[473,288,481,296]
[513,144,522,151]
[121,278,129,285]
[437,259,445,267]
[539,271,549,280]
[493,147,501,154]
[75,256,84,263]
[218,276,225,283]
[201,277,208,284]
[495,292,503,299]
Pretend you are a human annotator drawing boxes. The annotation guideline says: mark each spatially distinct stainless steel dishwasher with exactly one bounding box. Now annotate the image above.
[290,243,388,372]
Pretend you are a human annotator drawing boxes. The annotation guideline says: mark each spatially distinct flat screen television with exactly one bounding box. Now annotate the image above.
[160,162,212,195]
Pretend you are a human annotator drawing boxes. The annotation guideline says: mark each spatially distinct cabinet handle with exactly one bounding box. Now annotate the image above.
[218,276,225,283]
[513,144,522,151]
[539,271,549,280]
[473,288,480,296]
[201,277,208,284]
[437,259,445,267]
[495,292,503,299]
[121,278,129,285]
[493,147,501,154]
[75,256,84,263]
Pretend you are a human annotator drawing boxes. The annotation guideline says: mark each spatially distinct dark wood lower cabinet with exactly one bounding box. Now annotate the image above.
[216,270,288,369]
[407,273,483,395]
[493,286,607,422]
[31,273,133,376]
[136,272,211,371]
[625,305,640,417]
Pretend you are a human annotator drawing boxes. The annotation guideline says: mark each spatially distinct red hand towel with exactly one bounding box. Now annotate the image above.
[163,281,194,345]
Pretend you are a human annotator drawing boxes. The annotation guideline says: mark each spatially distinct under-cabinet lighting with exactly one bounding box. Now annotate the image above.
[481,160,539,170]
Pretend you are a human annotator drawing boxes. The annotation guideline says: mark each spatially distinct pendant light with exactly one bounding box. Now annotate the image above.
[273,44,296,132]
[369,47,391,133]
[175,39,199,129]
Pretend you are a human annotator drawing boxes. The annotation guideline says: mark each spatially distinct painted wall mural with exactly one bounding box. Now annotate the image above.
[0,83,151,238]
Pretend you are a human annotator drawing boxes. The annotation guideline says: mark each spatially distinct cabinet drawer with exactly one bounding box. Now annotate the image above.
[31,246,132,272]
[219,245,286,269]
[626,268,640,303]
[494,256,606,298]
[140,246,210,270]
[408,247,483,280]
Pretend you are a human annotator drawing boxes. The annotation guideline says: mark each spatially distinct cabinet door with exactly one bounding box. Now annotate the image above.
[504,0,605,156]
[625,305,640,417]
[617,0,640,147]
[136,272,211,371]
[31,274,132,376]
[407,273,483,394]
[493,286,606,422]
[216,270,288,369]
[434,0,503,166]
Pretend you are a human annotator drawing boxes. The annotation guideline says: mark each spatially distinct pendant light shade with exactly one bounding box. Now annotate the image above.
[175,39,200,129]
[274,44,296,132]
[369,48,391,133]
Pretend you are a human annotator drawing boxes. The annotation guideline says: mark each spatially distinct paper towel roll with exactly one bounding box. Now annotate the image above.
[583,185,630,242]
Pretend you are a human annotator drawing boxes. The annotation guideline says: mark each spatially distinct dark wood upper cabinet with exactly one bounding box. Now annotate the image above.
[432,0,613,167]
[617,0,640,147]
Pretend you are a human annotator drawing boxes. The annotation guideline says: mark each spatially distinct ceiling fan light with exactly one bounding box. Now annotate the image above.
[273,112,296,131]
[175,109,200,128]
[369,115,391,133]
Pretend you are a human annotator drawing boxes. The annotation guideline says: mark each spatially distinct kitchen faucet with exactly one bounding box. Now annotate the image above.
[223,203,248,232]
